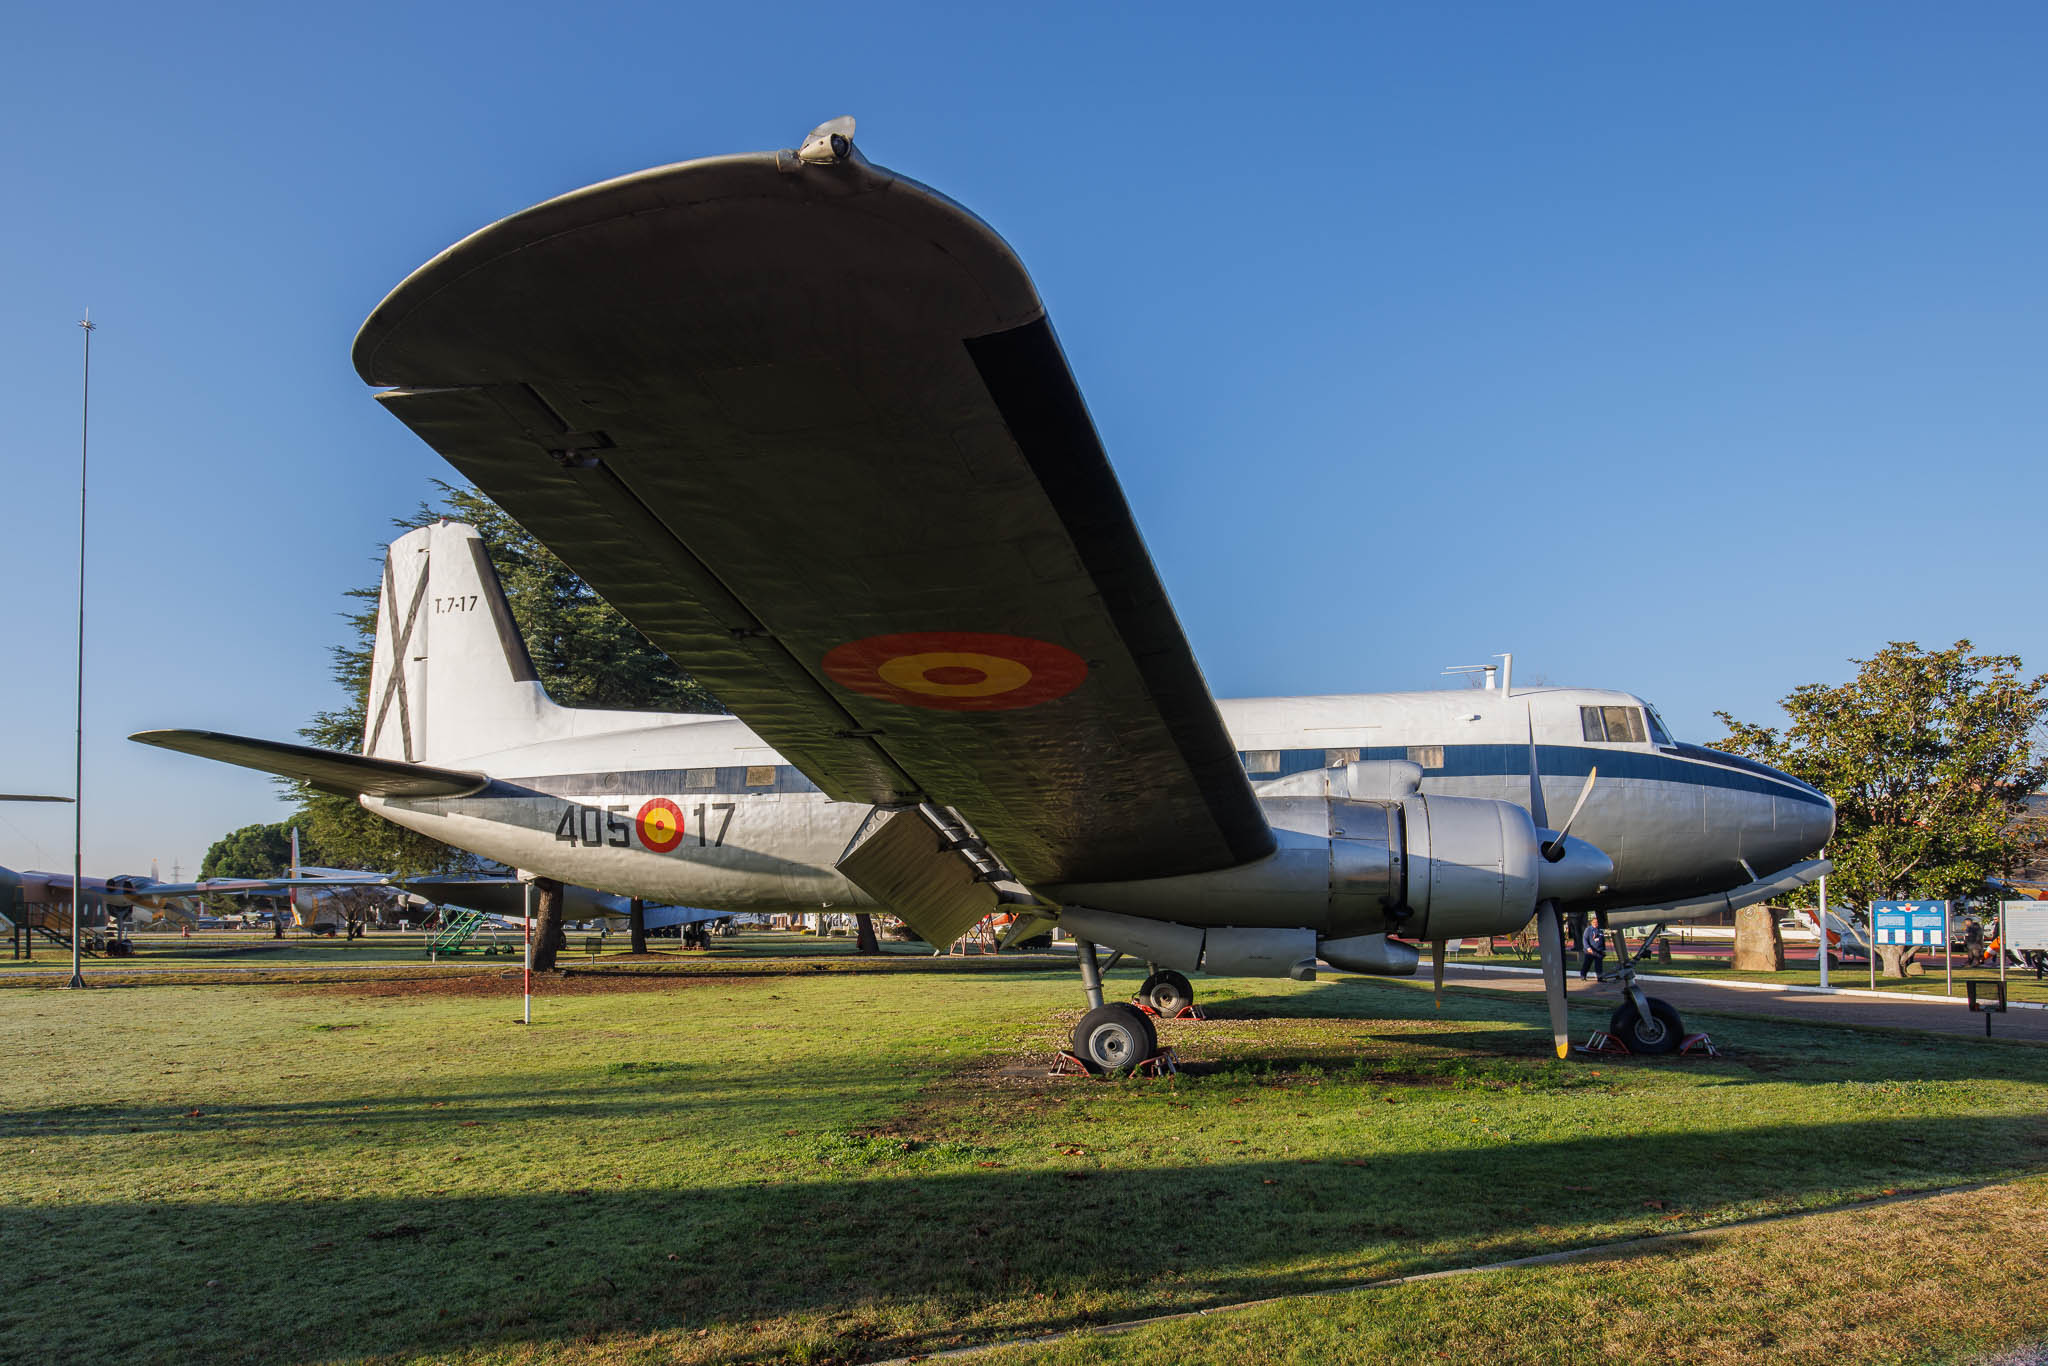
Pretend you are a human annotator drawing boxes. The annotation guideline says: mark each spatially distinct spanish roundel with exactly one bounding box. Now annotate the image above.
[821,632,1088,712]
[635,797,685,852]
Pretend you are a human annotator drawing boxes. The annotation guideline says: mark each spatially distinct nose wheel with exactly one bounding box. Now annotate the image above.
[1608,997,1684,1054]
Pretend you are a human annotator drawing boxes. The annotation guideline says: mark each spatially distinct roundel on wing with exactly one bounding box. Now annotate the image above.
[636,797,685,852]
[821,632,1088,712]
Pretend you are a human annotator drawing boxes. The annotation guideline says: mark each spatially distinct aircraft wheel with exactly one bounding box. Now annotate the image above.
[1609,998,1684,1055]
[1072,1003,1158,1074]
[1137,969,1194,1017]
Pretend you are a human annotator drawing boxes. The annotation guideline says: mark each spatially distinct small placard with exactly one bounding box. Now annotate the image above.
[1966,980,2007,1013]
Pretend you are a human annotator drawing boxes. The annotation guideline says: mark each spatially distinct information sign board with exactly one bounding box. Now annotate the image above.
[2003,901,2048,952]
[1872,900,1947,946]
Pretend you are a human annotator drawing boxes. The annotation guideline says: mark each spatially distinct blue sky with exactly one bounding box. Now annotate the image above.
[4,2,2043,877]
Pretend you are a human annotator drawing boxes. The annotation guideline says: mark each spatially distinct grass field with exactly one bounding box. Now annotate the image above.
[3,961,2045,1364]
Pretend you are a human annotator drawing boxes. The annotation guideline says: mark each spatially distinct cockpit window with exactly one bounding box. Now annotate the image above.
[1645,707,1673,745]
[1581,705,1648,744]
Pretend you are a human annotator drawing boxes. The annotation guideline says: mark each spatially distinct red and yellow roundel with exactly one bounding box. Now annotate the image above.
[821,632,1088,712]
[636,798,686,852]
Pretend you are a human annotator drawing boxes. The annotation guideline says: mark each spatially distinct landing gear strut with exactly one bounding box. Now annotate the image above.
[1602,921,1683,1055]
[1070,938,1159,1073]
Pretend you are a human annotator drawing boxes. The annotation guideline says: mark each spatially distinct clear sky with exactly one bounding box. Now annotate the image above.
[4,2,2044,878]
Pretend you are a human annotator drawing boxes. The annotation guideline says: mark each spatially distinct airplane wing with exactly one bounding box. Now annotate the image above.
[127,876,397,898]
[353,127,1273,886]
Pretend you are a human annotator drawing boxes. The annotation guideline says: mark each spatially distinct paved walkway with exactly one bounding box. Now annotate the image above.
[1437,962,2048,1044]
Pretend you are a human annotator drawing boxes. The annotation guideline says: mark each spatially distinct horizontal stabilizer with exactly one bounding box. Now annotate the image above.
[129,730,488,798]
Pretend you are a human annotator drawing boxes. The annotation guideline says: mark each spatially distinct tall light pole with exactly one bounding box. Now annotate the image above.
[69,314,95,990]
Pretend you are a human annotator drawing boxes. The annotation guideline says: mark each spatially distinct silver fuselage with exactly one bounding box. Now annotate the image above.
[366,686,1831,927]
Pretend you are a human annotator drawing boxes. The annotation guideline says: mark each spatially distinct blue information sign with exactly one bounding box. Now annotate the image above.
[1872,900,1948,946]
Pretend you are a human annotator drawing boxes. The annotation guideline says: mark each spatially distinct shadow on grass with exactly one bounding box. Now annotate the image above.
[0,1059,915,1139]
[6,1114,2044,1364]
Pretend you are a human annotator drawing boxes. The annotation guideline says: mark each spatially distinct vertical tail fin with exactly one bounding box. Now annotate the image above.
[363,522,547,765]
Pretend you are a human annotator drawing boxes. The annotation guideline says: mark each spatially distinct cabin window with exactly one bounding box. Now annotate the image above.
[1646,708,1673,745]
[745,765,778,788]
[1581,706,1647,744]
[1407,745,1444,769]
[1325,747,1360,767]
[685,768,717,789]
[1243,750,1280,775]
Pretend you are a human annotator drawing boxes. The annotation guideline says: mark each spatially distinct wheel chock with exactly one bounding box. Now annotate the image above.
[1678,1032,1720,1057]
[1050,1046,1180,1078]
[1574,1031,1633,1056]
[1132,1001,1208,1021]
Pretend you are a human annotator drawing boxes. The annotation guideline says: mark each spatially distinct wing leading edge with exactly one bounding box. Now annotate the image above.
[352,132,1273,885]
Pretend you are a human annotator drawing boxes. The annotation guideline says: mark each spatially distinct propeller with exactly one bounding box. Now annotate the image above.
[1535,899,1570,1058]
[1541,768,1598,863]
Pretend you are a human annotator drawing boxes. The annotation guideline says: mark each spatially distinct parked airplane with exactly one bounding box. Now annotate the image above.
[134,119,1831,1070]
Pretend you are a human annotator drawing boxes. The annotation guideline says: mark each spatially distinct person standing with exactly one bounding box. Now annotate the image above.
[1580,919,1606,980]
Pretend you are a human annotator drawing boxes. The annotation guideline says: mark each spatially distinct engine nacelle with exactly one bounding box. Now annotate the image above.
[1044,766,1557,959]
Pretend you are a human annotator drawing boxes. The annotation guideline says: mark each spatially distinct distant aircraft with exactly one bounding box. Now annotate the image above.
[136,119,1831,1070]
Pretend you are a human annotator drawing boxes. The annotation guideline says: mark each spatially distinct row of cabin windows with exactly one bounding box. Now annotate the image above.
[1241,746,1443,776]
[682,766,781,789]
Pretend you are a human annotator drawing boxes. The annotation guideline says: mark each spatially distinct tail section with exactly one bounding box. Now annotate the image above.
[364,522,547,765]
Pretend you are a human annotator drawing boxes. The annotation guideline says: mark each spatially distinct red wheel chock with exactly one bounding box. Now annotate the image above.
[1051,1047,1180,1078]
[1573,1031,1720,1058]
[1133,1001,1208,1020]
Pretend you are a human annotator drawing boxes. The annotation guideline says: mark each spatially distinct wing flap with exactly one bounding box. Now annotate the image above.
[130,730,488,798]
[836,808,998,950]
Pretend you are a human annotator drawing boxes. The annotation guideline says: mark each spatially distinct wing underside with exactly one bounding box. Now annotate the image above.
[352,140,1272,886]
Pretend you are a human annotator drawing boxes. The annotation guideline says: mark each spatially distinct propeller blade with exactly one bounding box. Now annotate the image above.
[1526,710,1549,829]
[1432,939,1446,1008]
[1542,767,1598,861]
[1535,901,1570,1059]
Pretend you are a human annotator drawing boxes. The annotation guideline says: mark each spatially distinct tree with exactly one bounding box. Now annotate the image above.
[200,821,322,880]
[1713,641,2048,924]
[289,483,722,872]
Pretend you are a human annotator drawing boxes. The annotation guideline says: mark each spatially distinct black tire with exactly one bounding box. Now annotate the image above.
[1609,997,1684,1055]
[1137,970,1194,1017]
[1072,1003,1158,1073]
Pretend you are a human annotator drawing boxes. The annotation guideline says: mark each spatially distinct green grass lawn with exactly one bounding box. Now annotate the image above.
[3,964,2045,1364]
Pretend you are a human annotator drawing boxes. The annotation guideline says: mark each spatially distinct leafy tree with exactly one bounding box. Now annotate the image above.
[288,483,722,874]
[200,821,323,880]
[1713,641,2048,919]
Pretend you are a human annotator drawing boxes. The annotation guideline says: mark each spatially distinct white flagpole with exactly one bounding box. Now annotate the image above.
[68,314,95,991]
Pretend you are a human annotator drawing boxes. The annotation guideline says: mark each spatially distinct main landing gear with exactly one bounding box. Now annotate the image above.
[1136,969,1194,1018]
[1069,938,1164,1074]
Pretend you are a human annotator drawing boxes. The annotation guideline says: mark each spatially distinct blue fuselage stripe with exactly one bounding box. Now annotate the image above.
[1243,745,1830,808]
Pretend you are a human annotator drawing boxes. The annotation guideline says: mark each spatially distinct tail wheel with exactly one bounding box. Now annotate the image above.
[1609,997,1684,1055]
[1072,1003,1158,1074]
[1137,970,1194,1017]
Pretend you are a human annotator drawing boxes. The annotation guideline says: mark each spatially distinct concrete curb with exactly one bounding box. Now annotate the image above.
[1437,961,2048,1010]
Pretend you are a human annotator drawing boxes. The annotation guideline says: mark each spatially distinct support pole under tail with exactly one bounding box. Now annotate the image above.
[1076,938,1105,1010]
[1432,939,1446,1009]
[1535,902,1569,1059]
[522,879,533,1026]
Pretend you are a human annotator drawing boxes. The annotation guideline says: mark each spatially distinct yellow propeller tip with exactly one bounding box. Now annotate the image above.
[1555,1043,1569,1059]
